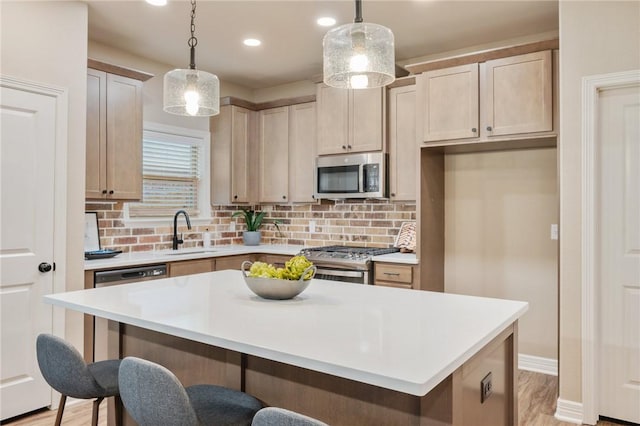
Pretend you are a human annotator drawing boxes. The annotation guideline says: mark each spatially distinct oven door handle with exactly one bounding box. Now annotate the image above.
[315,268,365,278]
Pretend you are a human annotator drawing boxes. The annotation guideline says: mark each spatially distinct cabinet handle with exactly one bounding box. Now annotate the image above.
[101,189,108,194]
[471,128,477,133]
[383,272,401,276]
[486,126,492,131]
[108,190,114,195]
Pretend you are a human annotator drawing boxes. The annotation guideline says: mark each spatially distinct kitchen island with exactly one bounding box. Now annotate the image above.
[44,270,527,425]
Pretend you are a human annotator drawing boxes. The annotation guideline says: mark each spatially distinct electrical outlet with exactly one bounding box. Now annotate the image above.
[550,224,558,240]
[229,221,236,232]
[480,372,492,403]
[309,220,316,233]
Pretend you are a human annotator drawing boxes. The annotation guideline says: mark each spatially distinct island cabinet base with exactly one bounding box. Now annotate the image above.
[107,322,517,426]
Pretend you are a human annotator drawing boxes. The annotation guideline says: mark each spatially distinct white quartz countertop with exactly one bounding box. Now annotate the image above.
[84,245,304,270]
[371,252,418,264]
[44,270,527,396]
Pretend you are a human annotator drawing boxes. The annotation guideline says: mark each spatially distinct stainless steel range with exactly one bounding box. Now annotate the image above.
[299,245,400,284]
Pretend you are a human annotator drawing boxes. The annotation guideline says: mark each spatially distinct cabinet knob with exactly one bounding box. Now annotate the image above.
[486,126,492,131]
[347,145,352,149]
[311,195,315,199]
[390,193,396,197]
[282,195,286,200]
[108,190,114,195]
[471,128,477,133]
[233,195,238,200]
[342,145,347,150]
[101,189,107,194]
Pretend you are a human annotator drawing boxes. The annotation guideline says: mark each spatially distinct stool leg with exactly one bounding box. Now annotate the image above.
[114,395,123,426]
[91,397,104,426]
[53,395,66,426]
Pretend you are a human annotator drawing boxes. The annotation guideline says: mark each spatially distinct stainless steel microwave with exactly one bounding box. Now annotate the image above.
[315,152,387,199]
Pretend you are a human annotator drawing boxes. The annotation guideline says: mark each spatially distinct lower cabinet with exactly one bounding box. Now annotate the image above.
[169,259,215,277]
[214,254,257,271]
[374,262,417,289]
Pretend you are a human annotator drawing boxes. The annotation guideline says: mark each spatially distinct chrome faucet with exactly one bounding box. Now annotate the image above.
[172,210,192,250]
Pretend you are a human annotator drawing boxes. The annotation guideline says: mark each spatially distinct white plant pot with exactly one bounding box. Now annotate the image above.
[243,231,261,246]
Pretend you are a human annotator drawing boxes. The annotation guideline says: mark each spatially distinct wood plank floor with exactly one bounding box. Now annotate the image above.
[1,371,624,425]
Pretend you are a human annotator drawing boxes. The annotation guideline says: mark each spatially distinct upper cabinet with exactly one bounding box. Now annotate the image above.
[86,65,148,200]
[418,50,554,145]
[211,105,257,204]
[316,84,385,155]
[259,106,290,203]
[388,85,417,201]
[258,102,317,204]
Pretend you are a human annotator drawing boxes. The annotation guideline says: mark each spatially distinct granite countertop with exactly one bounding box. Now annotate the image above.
[84,244,419,270]
[44,270,527,396]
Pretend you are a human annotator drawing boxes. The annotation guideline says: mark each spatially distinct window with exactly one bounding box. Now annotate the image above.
[127,122,210,218]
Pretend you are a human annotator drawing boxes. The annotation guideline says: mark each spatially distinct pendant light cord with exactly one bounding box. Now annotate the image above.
[354,0,363,23]
[188,0,198,70]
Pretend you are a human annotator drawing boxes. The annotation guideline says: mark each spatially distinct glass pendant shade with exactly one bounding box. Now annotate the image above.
[163,68,220,116]
[323,22,395,89]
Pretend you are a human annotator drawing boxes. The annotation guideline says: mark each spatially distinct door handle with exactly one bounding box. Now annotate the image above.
[38,262,53,273]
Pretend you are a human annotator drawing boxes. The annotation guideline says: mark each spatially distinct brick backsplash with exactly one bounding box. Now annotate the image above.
[86,200,416,253]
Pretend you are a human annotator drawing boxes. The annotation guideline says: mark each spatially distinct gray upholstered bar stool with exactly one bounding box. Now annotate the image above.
[35,333,122,426]
[251,407,329,426]
[118,356,263,426]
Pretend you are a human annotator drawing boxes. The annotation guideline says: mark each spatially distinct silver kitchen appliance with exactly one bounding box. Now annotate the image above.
[299,245,399,284]
[315,152,387,199]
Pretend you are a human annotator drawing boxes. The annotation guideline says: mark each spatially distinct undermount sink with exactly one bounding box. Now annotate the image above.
[161,249,216,256]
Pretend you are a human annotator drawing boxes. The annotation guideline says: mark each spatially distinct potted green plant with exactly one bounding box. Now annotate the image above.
[232,208,281,246]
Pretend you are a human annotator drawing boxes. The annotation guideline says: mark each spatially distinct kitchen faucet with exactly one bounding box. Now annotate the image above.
[172,210,192,250]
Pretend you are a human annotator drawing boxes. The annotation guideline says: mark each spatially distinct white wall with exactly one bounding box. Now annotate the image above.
[1,1,88,349]
[445,148,558,360]
[558,0,640,403]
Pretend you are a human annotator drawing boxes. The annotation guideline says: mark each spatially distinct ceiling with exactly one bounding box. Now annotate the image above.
[87,0,559,90]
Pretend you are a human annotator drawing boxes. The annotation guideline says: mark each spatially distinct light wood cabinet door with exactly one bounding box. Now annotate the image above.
[105,73,143,200]
[289,102,317,203]
[388,85,417,201]
[211,105,256,204]
[316,84,384,155]
[259,106,290,203]
[169,258,215,277]
[350,87,384,152]
[483,50,552,137]
[421,63,479,142]
[86,69,107,199]
[316,84,349,155]
[215,254,256,271]
[86,69,143,200]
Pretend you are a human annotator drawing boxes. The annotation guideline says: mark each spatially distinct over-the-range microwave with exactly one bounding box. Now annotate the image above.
[315,152,387,199]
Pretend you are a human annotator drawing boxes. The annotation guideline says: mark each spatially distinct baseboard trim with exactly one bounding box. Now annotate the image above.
[555,398,583,424]
[518,353,558,376]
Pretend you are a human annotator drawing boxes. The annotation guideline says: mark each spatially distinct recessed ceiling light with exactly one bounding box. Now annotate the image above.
[243,38,262,47]
[145,0,167,6]
[317,17,337,27]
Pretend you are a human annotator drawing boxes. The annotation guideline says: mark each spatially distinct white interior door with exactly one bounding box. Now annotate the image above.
[0,83,57,420]
[597,83,640,424]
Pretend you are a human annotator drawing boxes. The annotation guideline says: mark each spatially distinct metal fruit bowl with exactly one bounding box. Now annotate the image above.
[241,261,316,300]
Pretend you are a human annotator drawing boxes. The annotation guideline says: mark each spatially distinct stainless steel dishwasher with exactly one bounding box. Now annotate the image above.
[93,264,167,361]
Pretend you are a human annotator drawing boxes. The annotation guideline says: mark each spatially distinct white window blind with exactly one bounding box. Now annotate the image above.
[129,129,201,217]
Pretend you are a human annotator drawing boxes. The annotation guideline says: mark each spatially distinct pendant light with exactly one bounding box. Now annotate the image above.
[322,0,395,89]
[163,0,219,116]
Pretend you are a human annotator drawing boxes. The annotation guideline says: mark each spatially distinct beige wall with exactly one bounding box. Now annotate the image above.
[444,148,558,359]
[1,1,88,349]
[558,0,640,403]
